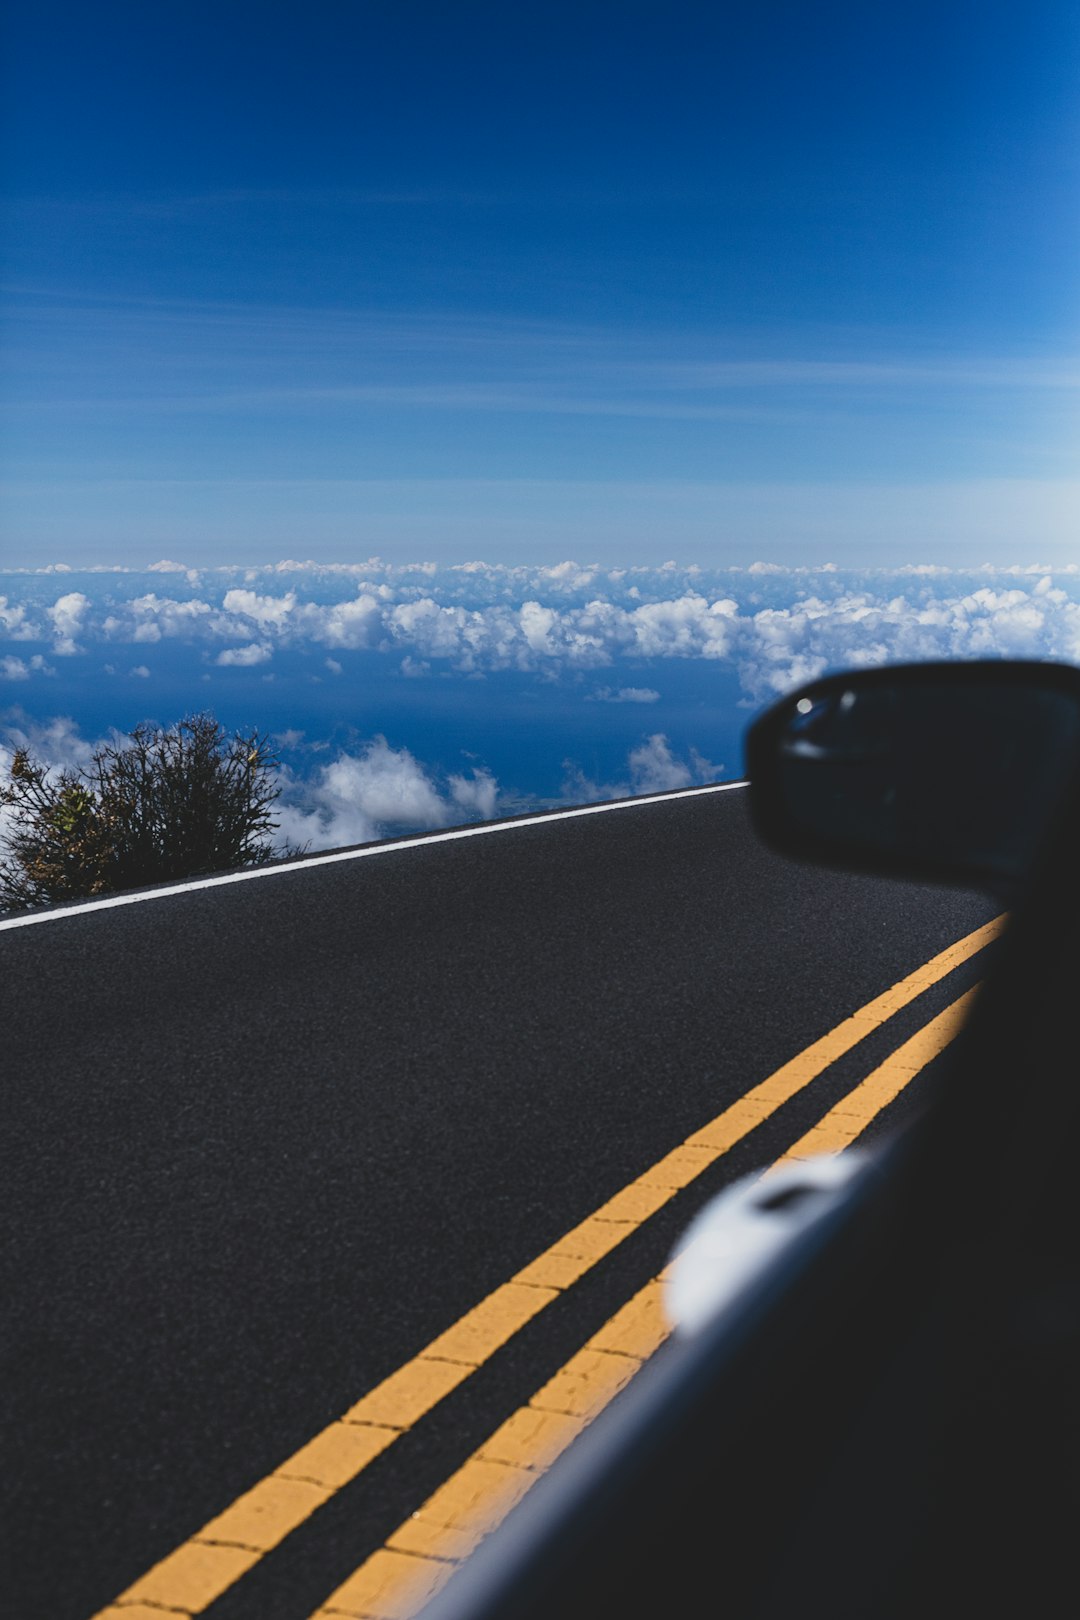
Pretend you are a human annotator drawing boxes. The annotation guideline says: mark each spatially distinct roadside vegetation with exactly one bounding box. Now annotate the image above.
[0,713,302,913]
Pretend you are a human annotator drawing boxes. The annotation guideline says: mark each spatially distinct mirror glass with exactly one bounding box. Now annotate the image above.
[755,668,1080,893]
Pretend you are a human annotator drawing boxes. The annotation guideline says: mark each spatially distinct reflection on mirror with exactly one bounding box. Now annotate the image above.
[747,662,1080,897]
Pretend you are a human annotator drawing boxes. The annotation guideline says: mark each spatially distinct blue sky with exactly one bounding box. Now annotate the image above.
[3,4,1080,854]
[3,0,1078,568]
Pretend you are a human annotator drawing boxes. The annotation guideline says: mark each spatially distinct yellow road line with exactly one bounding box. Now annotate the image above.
[93,916,1002,1619]
[309,1285,672,1620]
[311,976,989,1620]
[774,985,979,1163]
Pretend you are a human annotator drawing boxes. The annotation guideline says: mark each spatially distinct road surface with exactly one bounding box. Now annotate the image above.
[1,784,998,1620]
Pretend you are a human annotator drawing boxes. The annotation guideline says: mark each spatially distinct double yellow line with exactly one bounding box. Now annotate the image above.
[96,916,1003,1620]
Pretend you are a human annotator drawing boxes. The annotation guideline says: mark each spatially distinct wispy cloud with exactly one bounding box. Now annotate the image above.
[6,290,1077,428]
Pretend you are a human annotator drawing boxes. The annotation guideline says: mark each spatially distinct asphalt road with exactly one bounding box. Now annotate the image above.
[1,784,998,1620]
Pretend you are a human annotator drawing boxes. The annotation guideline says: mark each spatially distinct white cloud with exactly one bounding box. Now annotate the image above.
[274,736,499,852]
[319,593,385,649]
[0,597,40,640]
[221,588,297,628]
[560,733,725,805]
[103,593,219,643]
[47,591,90,655]
[7,563,1080,707]
[216,642,272,667]
[520,600,557,655]
[627,734,694,794]
[326,739,446,828]
[732,583,1080,701]
[1,654,54,681]
[449,768,499,819]
[129,664,151,678]
[626,595,739,659]
[0,712,102,774]
[589,686,661,703]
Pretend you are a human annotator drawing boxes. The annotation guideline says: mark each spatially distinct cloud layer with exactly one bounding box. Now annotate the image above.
[4,560,1080,703]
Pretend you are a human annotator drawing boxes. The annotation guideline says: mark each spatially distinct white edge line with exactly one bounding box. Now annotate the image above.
[0,781,748,932]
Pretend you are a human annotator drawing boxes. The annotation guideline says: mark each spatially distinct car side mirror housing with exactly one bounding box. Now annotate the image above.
[744,659,1080,900]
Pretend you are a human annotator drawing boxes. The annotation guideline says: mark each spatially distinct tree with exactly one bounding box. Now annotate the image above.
[0,713,303,912]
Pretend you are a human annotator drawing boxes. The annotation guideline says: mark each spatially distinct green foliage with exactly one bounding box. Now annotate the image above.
[0,713,303,912]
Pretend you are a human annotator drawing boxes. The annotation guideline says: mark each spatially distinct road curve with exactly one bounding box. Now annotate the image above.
[1,784,997,1620]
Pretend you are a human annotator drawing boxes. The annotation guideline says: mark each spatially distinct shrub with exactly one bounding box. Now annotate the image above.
[0,713,302,912]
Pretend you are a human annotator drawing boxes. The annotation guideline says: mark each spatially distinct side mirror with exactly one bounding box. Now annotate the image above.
[744,660,1080,900]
